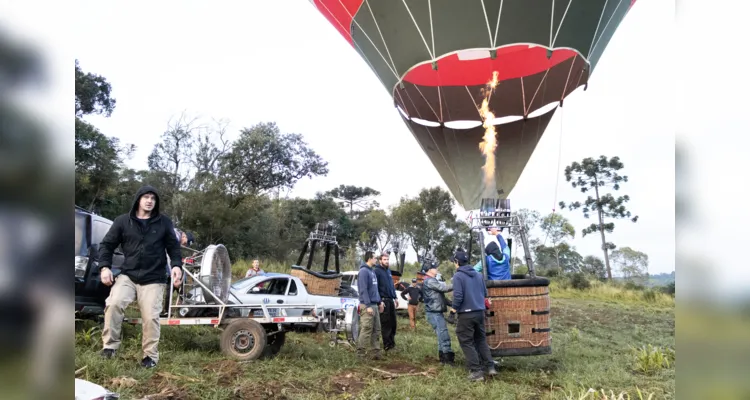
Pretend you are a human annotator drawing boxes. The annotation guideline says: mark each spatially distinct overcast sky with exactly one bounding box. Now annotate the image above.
[71,1,674,274]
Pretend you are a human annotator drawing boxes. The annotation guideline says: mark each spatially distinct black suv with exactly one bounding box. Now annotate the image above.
[75,206,123,317]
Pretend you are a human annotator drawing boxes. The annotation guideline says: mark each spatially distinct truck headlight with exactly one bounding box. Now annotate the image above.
[75,256,88,279]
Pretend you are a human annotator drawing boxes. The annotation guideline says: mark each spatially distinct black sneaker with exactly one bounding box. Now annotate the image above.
[140,356,157,369]
[100,349,116,359]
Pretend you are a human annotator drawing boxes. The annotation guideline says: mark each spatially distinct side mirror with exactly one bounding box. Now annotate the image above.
[251,287,261,293]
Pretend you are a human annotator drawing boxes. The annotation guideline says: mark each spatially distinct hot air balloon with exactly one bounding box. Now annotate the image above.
[309,0,637,211]
[311,0,639,359]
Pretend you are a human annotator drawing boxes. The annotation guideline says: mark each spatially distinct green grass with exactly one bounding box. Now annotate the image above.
[550,280,674,308]
[75,295,675,399]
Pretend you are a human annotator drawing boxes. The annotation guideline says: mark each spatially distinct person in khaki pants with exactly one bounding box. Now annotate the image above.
[356,251,384,360]
[97,185,183,368]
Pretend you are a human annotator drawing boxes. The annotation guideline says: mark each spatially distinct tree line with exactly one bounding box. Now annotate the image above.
[75,60,655,283]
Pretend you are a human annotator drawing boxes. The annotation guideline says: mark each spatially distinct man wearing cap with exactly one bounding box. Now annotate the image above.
[400,278,422,329]
[451,249,497,381]
[422,261,456,366]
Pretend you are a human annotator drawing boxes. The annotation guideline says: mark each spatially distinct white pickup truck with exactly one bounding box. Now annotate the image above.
[226,273,359,325]
[340,270,409,311]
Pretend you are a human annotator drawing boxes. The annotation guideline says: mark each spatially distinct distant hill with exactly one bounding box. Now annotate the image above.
[610,271,674,288]
[648,271,675,287]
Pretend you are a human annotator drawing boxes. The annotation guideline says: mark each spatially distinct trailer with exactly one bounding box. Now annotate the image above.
[123,243,359,361]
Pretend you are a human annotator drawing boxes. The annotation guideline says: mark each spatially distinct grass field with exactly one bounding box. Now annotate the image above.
[75,271,675,400]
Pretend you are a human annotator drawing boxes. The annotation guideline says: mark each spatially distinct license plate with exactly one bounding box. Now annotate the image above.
[252,309,279,317]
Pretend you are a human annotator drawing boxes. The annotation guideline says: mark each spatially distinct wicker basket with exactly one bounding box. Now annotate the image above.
[290,266,342,296]
[485,276,552,357]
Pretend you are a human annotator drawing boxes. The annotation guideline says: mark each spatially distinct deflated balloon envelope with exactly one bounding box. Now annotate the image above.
[310,0,638,210]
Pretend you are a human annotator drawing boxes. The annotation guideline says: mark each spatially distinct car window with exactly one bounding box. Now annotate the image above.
[231,277,255,290]
[92,219,112,244]
[248,278,288,295]
[75,212,88,255]
[288,280,298,296]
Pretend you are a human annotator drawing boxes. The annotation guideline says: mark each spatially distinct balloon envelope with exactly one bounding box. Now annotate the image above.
[310,0,637,209]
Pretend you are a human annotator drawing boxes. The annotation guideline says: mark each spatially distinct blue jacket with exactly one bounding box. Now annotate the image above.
[486,234,511,280]
[373,265,397,299]
[452,265,488,313]
[357,262,381,307]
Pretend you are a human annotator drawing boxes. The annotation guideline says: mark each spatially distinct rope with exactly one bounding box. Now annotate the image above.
[541,105,565,248]
[489,338,548,350]
[553,106,565,213]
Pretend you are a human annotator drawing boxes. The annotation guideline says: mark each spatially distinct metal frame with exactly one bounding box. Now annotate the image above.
[124,246,340,329]
[295,222,341,273]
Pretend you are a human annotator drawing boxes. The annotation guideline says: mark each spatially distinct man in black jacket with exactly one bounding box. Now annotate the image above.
[374,253,399,351]
[451,249,497,381]
[98,185,183,368]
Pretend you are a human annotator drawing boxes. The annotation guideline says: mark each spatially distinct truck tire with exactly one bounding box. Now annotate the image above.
[261,331,286,359]
[220,319,267,361]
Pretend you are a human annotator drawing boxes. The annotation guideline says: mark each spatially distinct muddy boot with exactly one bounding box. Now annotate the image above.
[444,351,456,366]
[438,351,445,364]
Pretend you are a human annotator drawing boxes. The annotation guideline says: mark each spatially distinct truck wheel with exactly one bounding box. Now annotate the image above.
[220,319,267,361]
[261,331,286,359]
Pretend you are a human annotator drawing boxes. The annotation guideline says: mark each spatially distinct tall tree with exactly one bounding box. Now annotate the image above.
[581,255,607,280]
[326,185,380,216]
[358,209,395,253]
[391,187,461,261]
[75,59,116,118]
[75,119,133,210]
[558,156,639,280]
[611,247,649,284]
[148,112,201,192]
[220,122,329,200]
[539,213,576,270]
[534,243,583,274]
[191,118,231,190]
[74,60,133,211]
[510,208,542,262]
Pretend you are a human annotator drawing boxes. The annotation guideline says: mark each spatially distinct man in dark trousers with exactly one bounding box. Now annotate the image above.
[98,185,183,368]
[451,249,497,381]
[356,251,384,360]
[374,252,399,351]
[400,278,422,329]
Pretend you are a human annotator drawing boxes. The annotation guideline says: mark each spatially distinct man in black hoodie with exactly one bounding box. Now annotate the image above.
[97,185,183,368]
[451,249,497,381]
